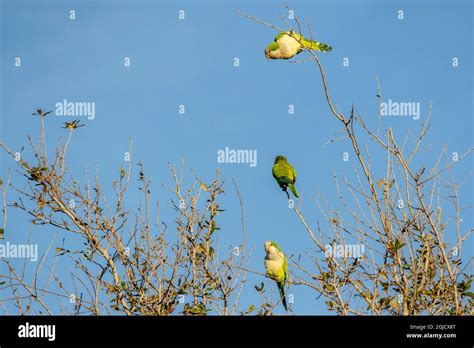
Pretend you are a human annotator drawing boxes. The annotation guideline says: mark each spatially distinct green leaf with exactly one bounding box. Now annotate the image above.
[210,228,220,236]
[457,279,472,292]
[390,239,406,252]
[0,228,4,239]
[254,282,264,292]
[209,247,215,260]
[210,220,221,235]
[462,291,474,299]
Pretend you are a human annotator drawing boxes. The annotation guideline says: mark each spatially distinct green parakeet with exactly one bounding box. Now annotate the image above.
[272,155,299,199]
[264,240,288,311]
[265,30,332,60]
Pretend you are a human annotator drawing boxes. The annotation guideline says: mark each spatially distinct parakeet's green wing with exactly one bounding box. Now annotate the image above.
[288,163,297,183]
[274,32,286,41]
[273,162,296,184]
[272,164,285,184]
[266,41,279,52]
[287,163,299,198]
[280,255,288,311]
[291,32,332,52]
[300,37,332,52]
[306,39,332,52]
[271,164,280,181]
[270,241,282,251]
[278,280,287,311]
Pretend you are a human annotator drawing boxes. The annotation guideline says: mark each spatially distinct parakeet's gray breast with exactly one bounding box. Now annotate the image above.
[276,34,302,57]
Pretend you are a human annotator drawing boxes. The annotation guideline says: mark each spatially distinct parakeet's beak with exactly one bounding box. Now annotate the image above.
[264,48,270,59]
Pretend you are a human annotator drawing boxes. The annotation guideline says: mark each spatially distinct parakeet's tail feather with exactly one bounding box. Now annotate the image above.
[278,281,288,311]
[288,184,299,198]
[304,39,332,52]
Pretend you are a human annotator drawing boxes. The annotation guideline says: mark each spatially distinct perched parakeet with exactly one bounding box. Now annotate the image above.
[272,155,299,199]
[264,241,288,311]
[265,30,332,60]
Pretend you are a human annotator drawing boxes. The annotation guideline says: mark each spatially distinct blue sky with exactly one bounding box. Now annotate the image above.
[0,0,472,315]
